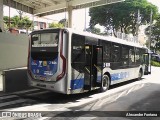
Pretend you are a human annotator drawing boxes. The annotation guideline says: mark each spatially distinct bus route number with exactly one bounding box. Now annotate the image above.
[103,63,110,68]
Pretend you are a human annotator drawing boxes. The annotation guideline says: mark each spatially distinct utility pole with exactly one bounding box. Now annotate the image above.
[149,9,153,50]
[136,9,141,44]
[84,8,86,31]
[148,9,153,74]
[136,9,140,36]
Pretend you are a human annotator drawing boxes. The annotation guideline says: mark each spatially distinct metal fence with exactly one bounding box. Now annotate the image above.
[116,32,139,44]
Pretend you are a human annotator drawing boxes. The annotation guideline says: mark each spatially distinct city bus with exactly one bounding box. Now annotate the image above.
[27,28,148,94]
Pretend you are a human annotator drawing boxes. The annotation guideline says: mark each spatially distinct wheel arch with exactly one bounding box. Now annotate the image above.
[139,67,143,74]
[104,72,111,84]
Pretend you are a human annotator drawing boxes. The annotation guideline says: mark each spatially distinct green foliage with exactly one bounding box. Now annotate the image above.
[146,15,160,52]
[49,22,64,28]
[3,16,9,29]
[59,18,68,27]
[89,0,159,36]
[3,15,32,29]
[3,16,9,23]
[86,27,101,34]
[151,61,160,67]
[49,18,68,28]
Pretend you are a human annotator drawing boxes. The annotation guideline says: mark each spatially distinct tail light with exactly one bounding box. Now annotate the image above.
[56,31,66,81]
[27,36,34,79]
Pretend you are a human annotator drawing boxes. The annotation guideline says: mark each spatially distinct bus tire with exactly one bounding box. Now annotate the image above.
[100,75,110,92]
[138,69,143,80]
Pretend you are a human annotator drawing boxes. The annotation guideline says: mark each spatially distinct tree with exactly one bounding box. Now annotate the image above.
[86,26,101,34]
[49,22,64,28]
[3,15,32,30]
[146,15,160,53]
[21,16,32,32]
[89,0,158,36]
[3,16,9,29]
[59,18,68,27]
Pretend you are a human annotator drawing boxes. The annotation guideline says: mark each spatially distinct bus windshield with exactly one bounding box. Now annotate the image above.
[30,32,59,61]
[31,32,59,47]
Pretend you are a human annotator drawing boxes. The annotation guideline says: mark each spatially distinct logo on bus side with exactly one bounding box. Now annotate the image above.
[31,60,37,65]
[38,61,42,67]
[52,61,57,64]
[43,61,47,66]
[44,71,53,75]
[49,61,57,65]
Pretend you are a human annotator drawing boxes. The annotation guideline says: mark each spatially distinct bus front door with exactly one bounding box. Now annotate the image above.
[84,45,92,90]
[92,46,103,87]
[84,45,103,90]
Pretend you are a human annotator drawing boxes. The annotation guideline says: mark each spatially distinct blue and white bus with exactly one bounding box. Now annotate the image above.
[27,28,148,94]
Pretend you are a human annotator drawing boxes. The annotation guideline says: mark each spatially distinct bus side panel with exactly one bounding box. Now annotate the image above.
[70,69,85,94]
[104,66,142,85]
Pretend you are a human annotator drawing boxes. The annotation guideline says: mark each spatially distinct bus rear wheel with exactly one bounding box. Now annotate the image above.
[100,75,110,92]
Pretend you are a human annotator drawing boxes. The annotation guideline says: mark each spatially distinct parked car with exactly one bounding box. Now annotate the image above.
[152,54,160,62]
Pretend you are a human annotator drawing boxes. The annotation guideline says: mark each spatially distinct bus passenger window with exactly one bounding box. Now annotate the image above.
[112,44,121,62]
[129,47,135,66]
[122,46,129,66]
[135,48,141,65]
[101,41,111,62]
[110,44,122,69]
[71,34,85,72]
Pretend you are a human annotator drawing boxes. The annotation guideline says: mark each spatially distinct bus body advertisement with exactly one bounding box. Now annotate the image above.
[27,28,149,94]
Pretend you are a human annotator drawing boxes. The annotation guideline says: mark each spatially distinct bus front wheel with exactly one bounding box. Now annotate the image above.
[100,75,110,92]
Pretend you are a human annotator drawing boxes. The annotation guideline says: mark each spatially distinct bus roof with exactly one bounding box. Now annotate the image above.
[31,28,147,49]
[66,28,146,49]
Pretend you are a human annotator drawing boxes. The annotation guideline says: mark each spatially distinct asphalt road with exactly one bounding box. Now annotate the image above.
[0,66,160,120]
[54,66,160,120]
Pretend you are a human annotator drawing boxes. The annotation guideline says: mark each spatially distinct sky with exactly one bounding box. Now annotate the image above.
[148,0,160,10]
[3,0,160,31]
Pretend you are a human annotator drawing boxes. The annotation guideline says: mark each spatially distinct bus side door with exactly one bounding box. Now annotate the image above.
[143,53,151,75]
[84,45,103,90]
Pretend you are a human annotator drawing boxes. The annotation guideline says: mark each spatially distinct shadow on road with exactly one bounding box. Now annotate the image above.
[52,83,160,119]
[0,78,144,110]
[18,78,142,103]
[110,78,144,90]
